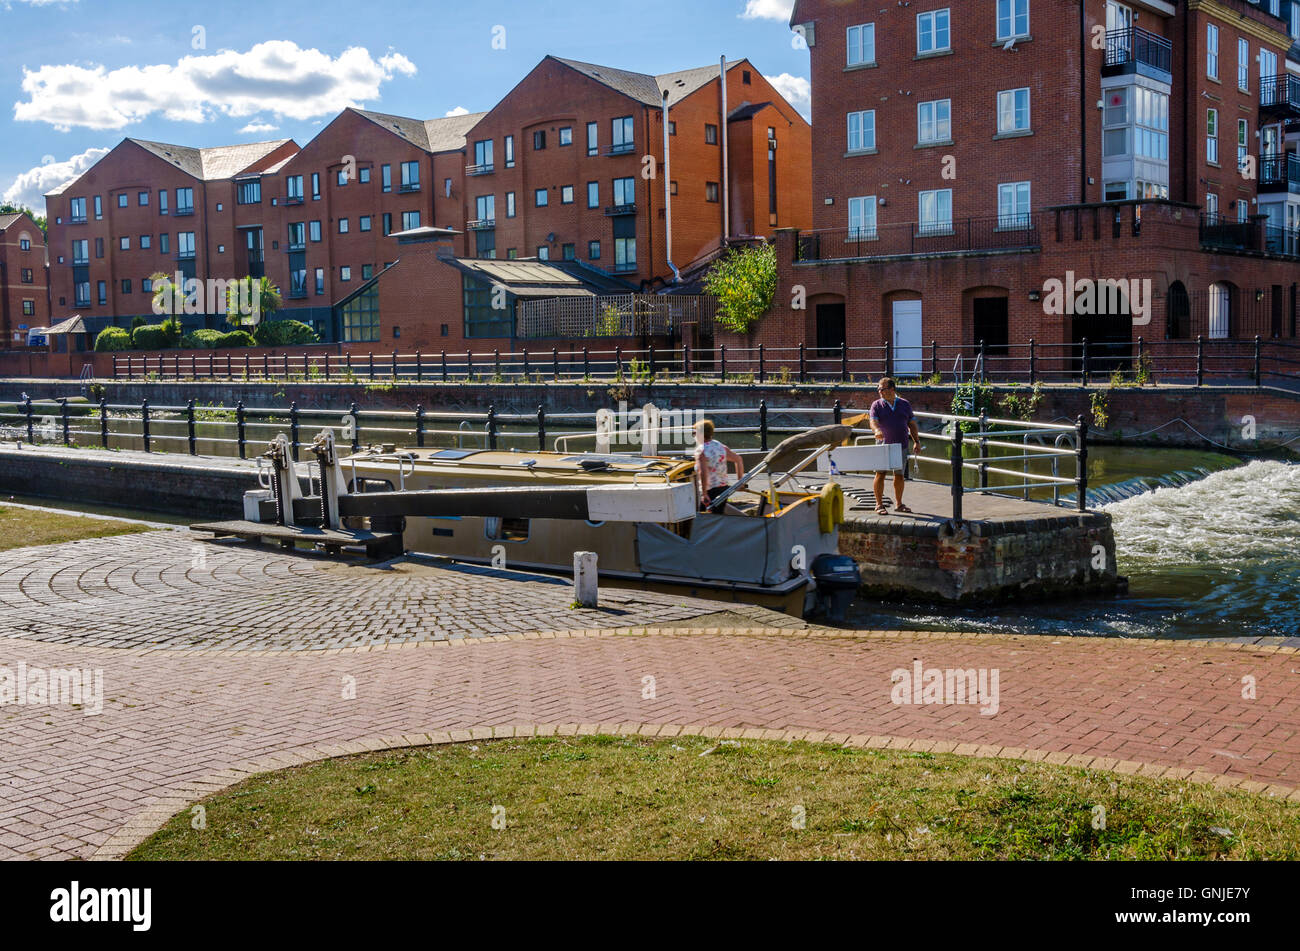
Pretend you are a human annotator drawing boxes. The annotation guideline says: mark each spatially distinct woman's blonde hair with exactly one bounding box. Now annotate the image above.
[695,419,715,440]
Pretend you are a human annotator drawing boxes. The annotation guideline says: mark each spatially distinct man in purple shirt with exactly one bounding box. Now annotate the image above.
[868,377,922,516]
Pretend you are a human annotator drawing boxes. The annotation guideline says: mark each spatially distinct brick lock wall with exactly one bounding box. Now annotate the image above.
[0,211,49,345]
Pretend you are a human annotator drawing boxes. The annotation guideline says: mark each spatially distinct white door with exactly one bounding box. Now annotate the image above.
[1208,284,1230,339]
[892,300,924,376]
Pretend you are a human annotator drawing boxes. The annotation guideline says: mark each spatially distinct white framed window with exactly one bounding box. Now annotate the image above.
[847,196,877,239]
[1238,118,1249,171]
[997,88,1030,133]
[1238,38,1250,91]
[847,23,875,65]
[1236,198,1249,223]
[1207,108,1218,164]
[998,182,1030,228]
[918,188,953,233]
[1260,49,1279,103]
[1205,192,1219,217]
[1207,24,1219,80]
[1134,86,1169,160]
[917,9,950,54]
[1104,182,1130,202]
[847,110,876,152]
[997,0,1029,41]
[917,99,951,144]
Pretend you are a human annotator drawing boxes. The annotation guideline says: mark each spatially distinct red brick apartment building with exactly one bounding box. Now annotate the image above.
[738,0,1300,371]
[37,55,811,353]
[0,211,49,347]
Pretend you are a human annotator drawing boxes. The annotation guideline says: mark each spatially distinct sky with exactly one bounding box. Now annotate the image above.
[0,0,806,213]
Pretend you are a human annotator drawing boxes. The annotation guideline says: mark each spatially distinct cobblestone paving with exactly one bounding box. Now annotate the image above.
[0,532,1298,860]
[0,531,783,651]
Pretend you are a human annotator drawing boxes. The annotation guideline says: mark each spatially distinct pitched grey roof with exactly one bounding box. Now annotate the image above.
[127,138,293,180]
[551,57,744,107]
[351,108,488,153]
[0,212,24,231]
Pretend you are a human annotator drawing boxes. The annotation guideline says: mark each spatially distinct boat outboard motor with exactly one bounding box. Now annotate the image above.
[812,554,860,623]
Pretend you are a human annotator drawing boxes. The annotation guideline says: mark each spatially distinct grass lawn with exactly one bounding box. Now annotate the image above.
[0,505,149,551]
[129,735,1300,860]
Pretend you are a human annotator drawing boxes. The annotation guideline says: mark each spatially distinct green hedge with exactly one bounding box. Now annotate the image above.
[130,323,175,351]
[253,319,319,347]
[213,330,256,349]
[179,329,225,349]
[94,326,132,352]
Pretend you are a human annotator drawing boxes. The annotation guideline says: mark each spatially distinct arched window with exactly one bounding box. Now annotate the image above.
[1208,283,1232,339]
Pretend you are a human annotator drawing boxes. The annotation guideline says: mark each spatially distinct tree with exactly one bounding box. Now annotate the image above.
[226,276,282,328]
[703,243,777,334]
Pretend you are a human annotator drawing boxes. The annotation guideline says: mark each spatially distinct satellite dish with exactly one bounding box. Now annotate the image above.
[546,232,556,243]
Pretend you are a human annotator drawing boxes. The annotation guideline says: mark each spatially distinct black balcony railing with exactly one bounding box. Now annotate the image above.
[284,195,304,205]
[398,182,421,193]
[69,215,87,225]
[1260,73,1300,113]
[1200,212,1300,259]
[1103,26,1173,76]
[605,143,635,156]
[466,219,496,231]
[1260,152,1300,190]
[604,203,637,216]
[796,214,1042,262]
[465,164,494,176]
[174,206,195,217]
[612,261,638,273]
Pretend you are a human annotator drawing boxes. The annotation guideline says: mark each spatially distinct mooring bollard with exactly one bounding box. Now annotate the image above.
[573,551,598,608]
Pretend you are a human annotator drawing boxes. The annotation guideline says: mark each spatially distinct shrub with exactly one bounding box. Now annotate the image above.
[130,323,175,351]
[213,330,255,349]
[180,329,225,350]
[94,326,132,352]
[703,243,777,334]
[253,319,318,347]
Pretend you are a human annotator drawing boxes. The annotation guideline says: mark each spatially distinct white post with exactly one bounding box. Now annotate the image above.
[640,402,659,456]
[573,551,599,608]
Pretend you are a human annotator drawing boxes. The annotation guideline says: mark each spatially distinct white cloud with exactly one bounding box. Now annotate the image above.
[3,146,109,210]
[765,72,810,118]
[238,120,280,134]
[444,106,470,117]
[13,41,418,131]
[12,0,82,5]
[740,0,794,21]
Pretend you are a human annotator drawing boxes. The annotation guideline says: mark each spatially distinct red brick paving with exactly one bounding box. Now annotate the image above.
[1,629,1298,859]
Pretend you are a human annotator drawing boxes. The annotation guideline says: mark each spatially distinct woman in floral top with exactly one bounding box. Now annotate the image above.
[692,419,745,511]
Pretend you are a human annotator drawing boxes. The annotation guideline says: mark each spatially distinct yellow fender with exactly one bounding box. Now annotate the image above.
[818,482,845,534]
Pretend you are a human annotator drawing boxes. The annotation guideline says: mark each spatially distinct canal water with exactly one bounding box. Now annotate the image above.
[847,449,1300,640]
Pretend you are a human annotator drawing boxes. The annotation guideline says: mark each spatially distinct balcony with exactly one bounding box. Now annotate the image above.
[69,215,87,225]
[176,250,196,261]
[465,163,495,177]
[1260,74,1300,117]
[604,203,637,216]
[287,241,306,252]
[398,182,421,194]
[1200,212,1300,259]
[1259,152,1300,192]
[612,262,638,274]
[466,219,497,231]
[174,206,195,217]
[1102,27,1172,81]
[284,195,304,205]
[795,214,1042,262]
[604,143,635,157]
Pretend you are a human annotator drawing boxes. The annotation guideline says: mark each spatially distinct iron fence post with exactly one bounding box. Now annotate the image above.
[112,355,118,378]
[466,350,473,380]
[759,344,766,383]
[798,342,806,383]
[616,346,623,378]
[349,402,360,452]
[1254,335,1262,386]
[441,351,448,382]
[140,399,150,452]
[930,340,938,380]
[552,347,560,381]
[1196,335,1204,386]
[759,398,769,451]
[683,343,691,377]
[720,345,727,380]
[494,348,501,380]
[24,395,33,442]
[583,347,590,378]
[1082,337,1091,386]
[289,402,300,461]
[391,350,398,380]
[236,401,246,459]
[537,404,546,451]
[833,400,843,424]
[950,421,964,526]
[415,351,422,383]
[1076,415,1089,513]
[416,405,426,448]
[523,350,531,379]
[1029,338,1037,384]
[1136,337,1144,384]
[61,398,70,446]
[648,344,656,378]
[324,353,330,381]
[487,404,498,450]
[841,343,848,382]
[99,399,108,449]
[978,339,987,383]
[977,411,988,489]
[187,399,196,455]
[368,352,375,380]
[886,339,894,379]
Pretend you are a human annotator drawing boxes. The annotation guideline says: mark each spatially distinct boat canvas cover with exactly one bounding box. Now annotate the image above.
[635,513,803,585]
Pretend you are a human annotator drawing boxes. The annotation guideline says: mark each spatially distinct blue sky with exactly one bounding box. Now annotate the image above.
[1,0,806,212]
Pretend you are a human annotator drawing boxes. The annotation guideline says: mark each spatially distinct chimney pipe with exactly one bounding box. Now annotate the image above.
[720,55,730,244]
[663,89,680,284]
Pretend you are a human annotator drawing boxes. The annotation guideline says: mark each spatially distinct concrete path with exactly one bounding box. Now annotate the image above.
[0,533,1297,860]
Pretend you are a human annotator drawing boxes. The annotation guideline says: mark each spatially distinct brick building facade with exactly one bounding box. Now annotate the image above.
[732,0,1300,366]
[0,211,49,347]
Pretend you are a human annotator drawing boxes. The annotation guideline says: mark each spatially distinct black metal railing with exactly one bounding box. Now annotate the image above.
[465,164,494,176]
[398,182,420,193]
[604,203,636,216]
[1103,27,1173,74]
[796,214,1042,262]
[1259,151,1300,189]
[1260,73,1300,112]
[1200,212,1300,258]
